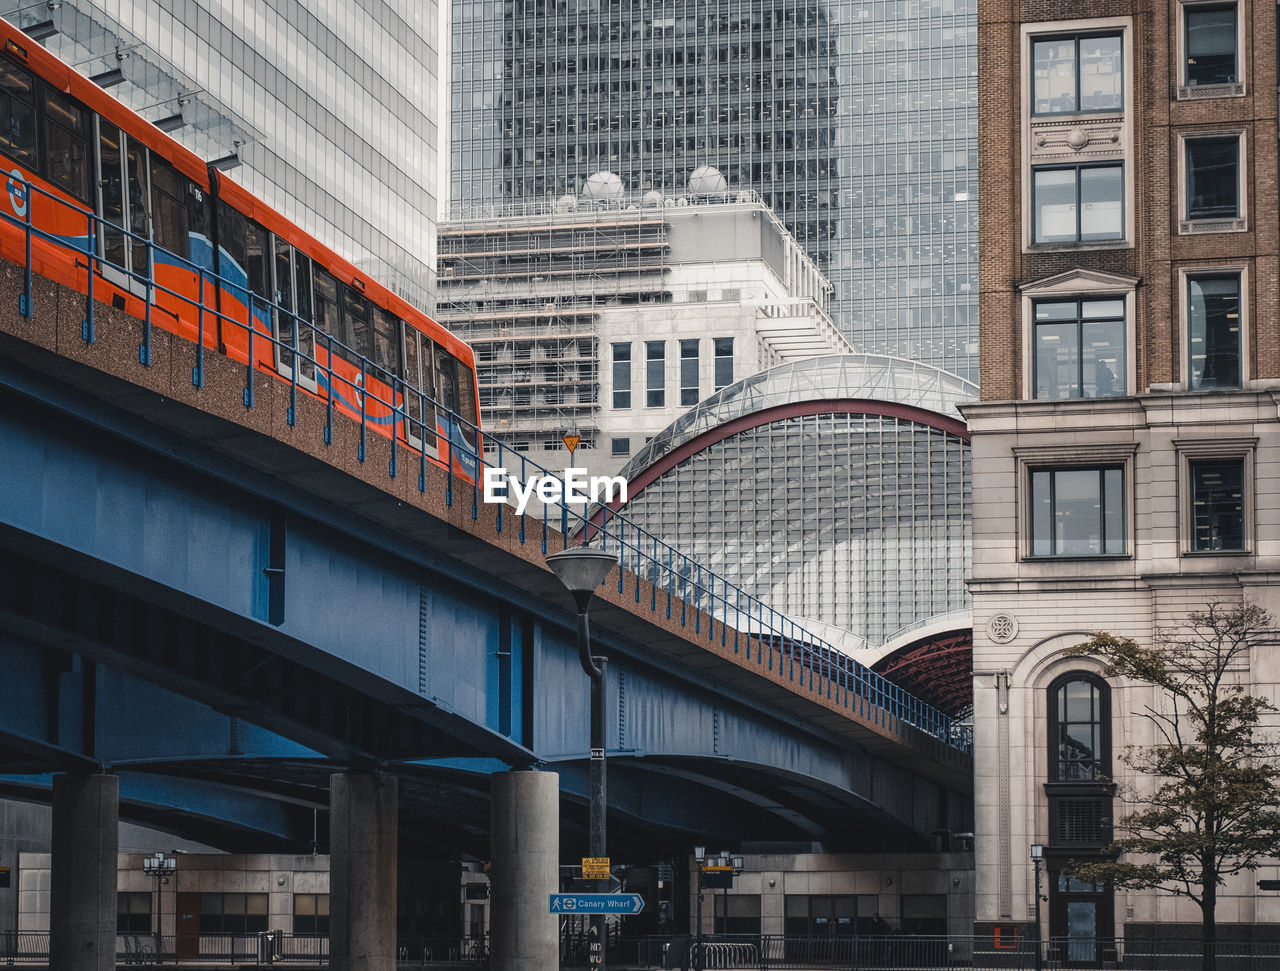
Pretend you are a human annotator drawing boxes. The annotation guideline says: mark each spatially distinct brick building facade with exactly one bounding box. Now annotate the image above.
[968,0,1280,955]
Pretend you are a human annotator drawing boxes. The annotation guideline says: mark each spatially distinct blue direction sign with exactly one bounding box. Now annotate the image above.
[549,893,644,915]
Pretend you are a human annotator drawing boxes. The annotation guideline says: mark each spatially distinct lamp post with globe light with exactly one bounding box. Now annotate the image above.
[142,853,176,957]
[1030,844,1045,971]
[546,546,617,970]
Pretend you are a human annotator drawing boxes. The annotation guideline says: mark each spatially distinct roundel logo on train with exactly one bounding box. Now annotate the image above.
[7,169,27,218]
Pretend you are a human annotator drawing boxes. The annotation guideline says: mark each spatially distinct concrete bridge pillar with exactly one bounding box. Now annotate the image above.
[50,773,118,971]
[490,770,559,971]
[330,772,397,971]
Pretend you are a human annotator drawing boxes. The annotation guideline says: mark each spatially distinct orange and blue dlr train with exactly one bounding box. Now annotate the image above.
[0,19,479,478]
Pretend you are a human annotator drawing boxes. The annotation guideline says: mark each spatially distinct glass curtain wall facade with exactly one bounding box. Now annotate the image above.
[615,356,975,643]
[4,0,441,311]
[451,0,979,381]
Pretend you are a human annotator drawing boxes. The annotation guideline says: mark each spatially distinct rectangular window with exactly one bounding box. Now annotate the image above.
[783,895,877,937]
[339,286,371,361]
[1030,467,1126,557]
[1033,298,1125,399]
[1033,164,1123,243]
[714,337,734,390]
[371,308,400,377]
[1188,274,1241,388]
[611,436,630,457]
[714,894,762,935]
[1186,137,1239,219]
[293,893,330,936]
[1190,459,1245,550]
[42,87,88,200]
[1032,34,1124,114]
[611,342,631,408]
[680,339,699,405]
[646,340,665,407]
[900,895,949,936]
[116,892,151,934]
[1186,3,1237,86]
[149,159,189,260]
[198,893,269,934]
[0,59,37,167]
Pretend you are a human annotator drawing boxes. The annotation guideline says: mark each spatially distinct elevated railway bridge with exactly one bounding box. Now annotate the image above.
[0,186,973,962]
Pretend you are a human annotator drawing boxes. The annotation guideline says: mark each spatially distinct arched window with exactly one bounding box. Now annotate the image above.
[1048,673,1110,781]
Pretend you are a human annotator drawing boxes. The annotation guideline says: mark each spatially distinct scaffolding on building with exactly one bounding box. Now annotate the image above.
[438,198,682,452]
[436,190,843,455]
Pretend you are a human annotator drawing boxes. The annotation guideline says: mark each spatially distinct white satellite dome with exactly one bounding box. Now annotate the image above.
[556,194,578,212]
[689,165,728,196]
[581,171,625,202]
[641,190,665,207]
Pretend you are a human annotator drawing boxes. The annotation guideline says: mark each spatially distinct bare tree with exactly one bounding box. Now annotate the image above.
[1066,602,1280,971]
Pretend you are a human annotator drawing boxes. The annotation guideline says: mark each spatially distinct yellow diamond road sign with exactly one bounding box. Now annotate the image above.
[582,857,610,878]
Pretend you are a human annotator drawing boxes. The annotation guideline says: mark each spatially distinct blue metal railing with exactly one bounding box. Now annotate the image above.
[1,173,973,756]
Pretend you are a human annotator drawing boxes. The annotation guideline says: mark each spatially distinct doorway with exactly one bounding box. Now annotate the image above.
[1048,872,1113,966]
[175,892,200,960]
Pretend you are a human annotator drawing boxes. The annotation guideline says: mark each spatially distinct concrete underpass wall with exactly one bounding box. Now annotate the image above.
[0,798,217,934]
[688,850,975,939]
[15,851,489,944]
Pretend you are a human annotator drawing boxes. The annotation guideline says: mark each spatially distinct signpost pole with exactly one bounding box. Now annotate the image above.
[546,548,617,971]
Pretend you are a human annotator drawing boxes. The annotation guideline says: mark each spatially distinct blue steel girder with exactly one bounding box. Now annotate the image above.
[530,626,945,831]
[0,629,322,769]
[0,772,318,849]
[0,338,968,841]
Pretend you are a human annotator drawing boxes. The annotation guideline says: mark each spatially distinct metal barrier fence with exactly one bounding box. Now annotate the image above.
[5,932,1279,968]
[0,173,972,756]
[0,931,48,963]
[606,934,1280,970]
[0,932,480,965]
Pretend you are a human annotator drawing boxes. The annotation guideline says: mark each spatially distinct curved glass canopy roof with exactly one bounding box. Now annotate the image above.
[619,354,977,483]
[615,355,977,646]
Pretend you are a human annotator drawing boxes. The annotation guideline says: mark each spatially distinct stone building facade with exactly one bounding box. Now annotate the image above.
[968,0,1280,955]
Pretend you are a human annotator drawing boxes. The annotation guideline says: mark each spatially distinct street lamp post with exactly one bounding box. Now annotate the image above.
[1030,843,1044,971]
[547,546,618,971]
[692,849,743,971]
[143,852,177,960]
[693,846,706,971]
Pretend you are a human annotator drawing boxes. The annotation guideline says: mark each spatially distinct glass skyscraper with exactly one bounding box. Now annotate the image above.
[3,0,441,311]
[451,0,978,382]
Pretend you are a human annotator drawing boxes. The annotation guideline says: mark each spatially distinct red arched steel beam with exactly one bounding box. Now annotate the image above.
[579,398,970,540]
[872,629,974,717]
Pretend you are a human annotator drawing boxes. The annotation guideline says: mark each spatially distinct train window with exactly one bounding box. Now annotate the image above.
[41,88,87,200]
[245,219,269,298]
[293,250,313,323]
[216,200,247,280]
[98,121,124,268]
[311,265,341,353]
[402,326,421,389]
[434,345,459,414]
[401,328,437,448]
[124,139,148,271]
[273,236,293,314]
[149,159,188,260]
[186,182,211,271]
[372,307,399,376]
[338,285,370,362]
[0,60,37,167]
[456,358,479,430]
